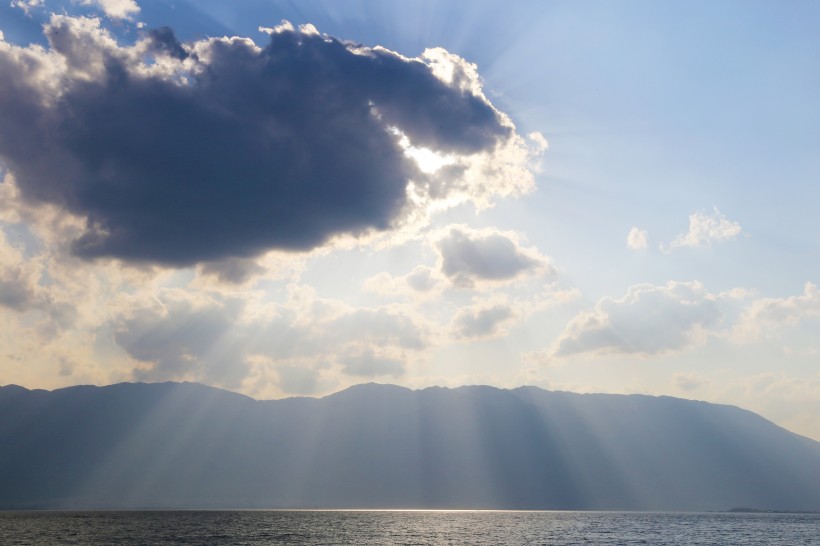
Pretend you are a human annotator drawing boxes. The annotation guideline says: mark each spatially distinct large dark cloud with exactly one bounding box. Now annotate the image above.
[0,17,510,266]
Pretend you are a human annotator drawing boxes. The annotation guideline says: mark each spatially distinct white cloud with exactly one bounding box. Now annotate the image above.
[552,281,722,358]
[10,0,44,16]
[719,287,755,300]
[79,0,140,20]
[733,282,820,342]
[664,208,742,251]
[626,227,648,250]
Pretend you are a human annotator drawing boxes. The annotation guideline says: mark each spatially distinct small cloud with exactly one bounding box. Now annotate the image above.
[521,349,559,369]
[79,0,140,20]
[663,208,742,252]
[363,265,442,300]
[719,287,755,300]
[405,265,439,292]
[10,0,44,16]
[626,227,648,250]
[436,226,552,288]
[198,257,265,285]
[339,349,404,377]
[451,302,516,339]
[674,372,705,392]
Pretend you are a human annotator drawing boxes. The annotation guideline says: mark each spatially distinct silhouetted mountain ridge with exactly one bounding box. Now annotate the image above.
[1,381,819,510]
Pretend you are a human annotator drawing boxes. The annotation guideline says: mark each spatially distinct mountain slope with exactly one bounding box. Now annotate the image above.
[1,381,819,510]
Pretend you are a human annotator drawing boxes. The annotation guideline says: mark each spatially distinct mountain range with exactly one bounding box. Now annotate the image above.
[1,381,819,511]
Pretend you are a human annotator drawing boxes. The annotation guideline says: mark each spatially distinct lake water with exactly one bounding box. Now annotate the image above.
[1,510,818,545]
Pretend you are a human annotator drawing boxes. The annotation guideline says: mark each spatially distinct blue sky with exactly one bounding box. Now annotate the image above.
[0,0,818,440]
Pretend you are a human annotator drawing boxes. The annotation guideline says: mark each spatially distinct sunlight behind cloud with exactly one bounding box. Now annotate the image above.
[402,143,456,174]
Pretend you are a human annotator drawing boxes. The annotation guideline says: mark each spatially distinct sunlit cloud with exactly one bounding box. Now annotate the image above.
[662,208,742,252]
[626,227,648,251]
[552,281,722,358]
[79,0,140,20]
[733,282,820,342]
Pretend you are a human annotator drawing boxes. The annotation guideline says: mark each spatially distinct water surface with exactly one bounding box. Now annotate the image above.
[2,510,818,545]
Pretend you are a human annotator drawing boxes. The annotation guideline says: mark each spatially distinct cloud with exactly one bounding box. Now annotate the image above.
[339,349,405,377]
[733,282,820,341]
[363,265,442,300]
[273,362,326,395]
[664,208,742,251]
[732,372,820,440]
[436,226,551,288]
[626,227,648,250]
[324,307,427,351]
[79,0,140,19]
[674,372,706,392]
[520,350,559,369]
[115,293,249,386]
[405,265,440,292]
[452,302,516,339]
[10,0,44,16]
[0,229,41,311]
[113,285,430,392]
[0,17,540,267]
[552,281,722,358]
[198,258,266,285]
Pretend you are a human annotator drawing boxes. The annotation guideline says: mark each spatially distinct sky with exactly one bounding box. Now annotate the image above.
[0,0,818,440]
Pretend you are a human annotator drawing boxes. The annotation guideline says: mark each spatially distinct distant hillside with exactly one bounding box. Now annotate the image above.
[1,382,819,510]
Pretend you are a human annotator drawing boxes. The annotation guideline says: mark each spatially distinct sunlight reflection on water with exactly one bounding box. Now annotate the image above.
[1,510,819,545]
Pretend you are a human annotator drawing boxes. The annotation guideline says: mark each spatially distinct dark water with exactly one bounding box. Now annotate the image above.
[1,510,818,545]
